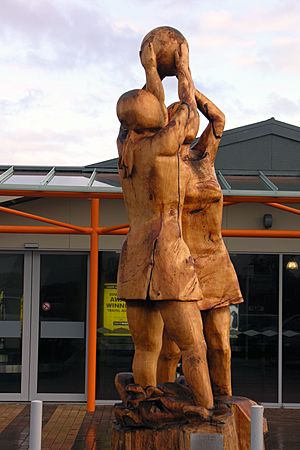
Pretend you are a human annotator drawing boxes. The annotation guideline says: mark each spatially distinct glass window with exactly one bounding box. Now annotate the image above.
[283,255,300,403]
[96,251,133,400]
[0,254,24,393]
[48,173,90,186]
[230,254,279,403]
[224,175,268,190]
[3,173,47,185]
[93,173,121,188]
[268,176,300,191]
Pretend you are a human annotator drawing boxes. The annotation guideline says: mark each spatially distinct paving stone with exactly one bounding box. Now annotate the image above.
[0,403,299,449]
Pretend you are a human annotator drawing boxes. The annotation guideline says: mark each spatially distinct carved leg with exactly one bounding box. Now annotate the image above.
[202,306,232,397]
[158,301,214,409]
[157,327,181,383]
[126,301,164,387]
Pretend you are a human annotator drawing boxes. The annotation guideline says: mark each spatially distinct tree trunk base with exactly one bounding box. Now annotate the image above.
[112,396,269,450]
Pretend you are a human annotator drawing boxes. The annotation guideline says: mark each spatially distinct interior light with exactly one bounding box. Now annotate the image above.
[286,260,299,270]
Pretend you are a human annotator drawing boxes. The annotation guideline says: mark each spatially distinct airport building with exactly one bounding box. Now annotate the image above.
[0,118,299,409]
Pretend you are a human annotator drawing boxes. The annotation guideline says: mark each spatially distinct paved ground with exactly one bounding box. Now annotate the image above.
[0,403,299,449]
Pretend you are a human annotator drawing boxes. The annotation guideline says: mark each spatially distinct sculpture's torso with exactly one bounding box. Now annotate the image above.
[117,133,202,301]
[182,149,243,310]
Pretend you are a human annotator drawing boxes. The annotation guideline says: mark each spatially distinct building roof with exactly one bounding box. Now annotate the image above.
[0,118,299,198]
[215,117,300,173]
[0,165,121,195]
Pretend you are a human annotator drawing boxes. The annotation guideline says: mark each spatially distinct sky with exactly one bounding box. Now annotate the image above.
[1,0,300,166]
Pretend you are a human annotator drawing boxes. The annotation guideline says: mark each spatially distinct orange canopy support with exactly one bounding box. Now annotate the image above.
[87,198,99,413]
[266,202,300,216]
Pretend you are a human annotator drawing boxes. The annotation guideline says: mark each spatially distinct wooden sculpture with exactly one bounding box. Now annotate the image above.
[157,89,244,397]
[116,39,213,410]
[140,26,187,78]
[113,26,268,450]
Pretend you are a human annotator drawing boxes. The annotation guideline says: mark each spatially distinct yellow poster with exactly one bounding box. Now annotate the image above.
[102,283,129,336]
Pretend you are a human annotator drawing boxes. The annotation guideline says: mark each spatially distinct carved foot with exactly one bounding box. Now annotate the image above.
[114,373,212,428]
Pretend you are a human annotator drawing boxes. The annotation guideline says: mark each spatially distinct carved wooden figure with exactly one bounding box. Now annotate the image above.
[113,26,267,450]
[117,38,214,410]
[157,90,244,398]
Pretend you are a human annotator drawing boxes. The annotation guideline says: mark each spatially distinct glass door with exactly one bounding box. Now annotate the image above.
[96,251,134,401]
[30,253,88,401]
[230,253,279,403]
[0,253,32,401]
[282,254,300,404]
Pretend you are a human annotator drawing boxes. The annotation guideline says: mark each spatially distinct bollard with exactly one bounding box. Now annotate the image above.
[250,404,264,450]
[29,400,43,450]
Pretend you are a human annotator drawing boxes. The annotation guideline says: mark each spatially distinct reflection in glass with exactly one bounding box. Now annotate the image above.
[4,173,47,185]
[37,338,85,393]
[40,255,87,322]
[230,254,279,403]
[268,176,300,191]
[0,254,24,393]
[224,175,268,191]
[48,173,90,186]
[283,255,300,403]
[38,254,87,394]
[96,251,134,400]
[93,174,121,188]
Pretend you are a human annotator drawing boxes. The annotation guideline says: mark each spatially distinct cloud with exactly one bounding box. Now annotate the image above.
[0,0,299,167]
[0,89,43,116]
[263,94,300,117]
[0,0,140,69]
[0,126,117,166]
[187,3,300,74]
[259,37,300,74]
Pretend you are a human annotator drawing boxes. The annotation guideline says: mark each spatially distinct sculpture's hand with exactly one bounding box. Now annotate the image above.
[140,41,167,125]
[175,42,189,74]
[140,42,157,71]
[175,42,195,106]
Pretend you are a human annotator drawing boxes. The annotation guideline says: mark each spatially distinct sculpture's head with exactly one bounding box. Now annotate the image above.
[168,101,200,144]
[117,89,165,131]
[140,26,188,78]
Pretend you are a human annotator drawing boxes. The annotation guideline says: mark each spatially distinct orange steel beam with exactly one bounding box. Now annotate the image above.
[97,224,129,234]
[0,224,128,234]
[0,226,88,234]
[0,205,90,233]
[105,228,300,238]
[222,229,300,238]
[1,188,300,203]
[1,225,300,238]
[106,228,128,235]
[266,202,300,216]
[223,195,300,204]
[87,198,99,413]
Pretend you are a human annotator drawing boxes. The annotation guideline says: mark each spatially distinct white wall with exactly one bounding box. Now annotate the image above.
[223,202,300,253]
[0,197,128,251]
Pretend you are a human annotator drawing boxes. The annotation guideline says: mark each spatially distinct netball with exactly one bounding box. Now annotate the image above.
[140,26,188,78]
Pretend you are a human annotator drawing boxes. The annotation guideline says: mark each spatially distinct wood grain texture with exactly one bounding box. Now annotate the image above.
[112,397,269,450]
[157,89,244,397]
[116,26,245,417]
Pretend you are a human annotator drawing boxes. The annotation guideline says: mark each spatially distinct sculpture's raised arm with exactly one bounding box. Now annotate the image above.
[140,42,168,125]
[151,44,198,156]
[192,89,225,162]
[175,43,199,145]
[175,43,195,107]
